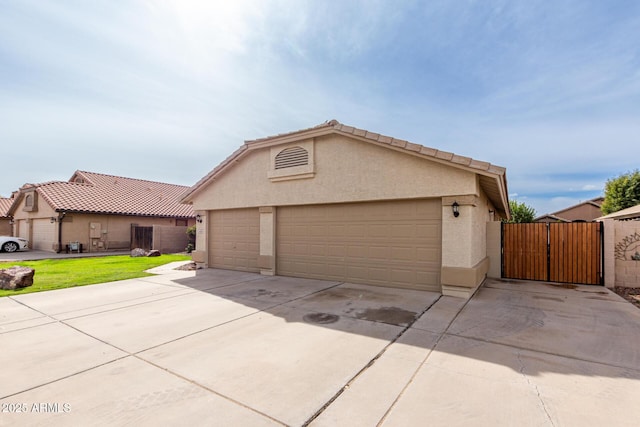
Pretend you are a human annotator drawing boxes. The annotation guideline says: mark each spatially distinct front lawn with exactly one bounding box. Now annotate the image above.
[0,254,191,297]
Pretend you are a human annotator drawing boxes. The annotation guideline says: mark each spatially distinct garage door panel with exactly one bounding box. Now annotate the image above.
[368,225,388,237]
[369,246,390,259]
[209,208,260,273]
[346,265,369,281]
[387,246,408,261]
[325,264,347,277]
[416,201,442,216]
[309,245,327,256]
[416,224,440,238]
[277,200,441,291]
[389,224,414,237]
[417,271,439,284]
[327,245,345,257]
[347,245,366,258]
[390,269,415,283]
[417,247,440,263]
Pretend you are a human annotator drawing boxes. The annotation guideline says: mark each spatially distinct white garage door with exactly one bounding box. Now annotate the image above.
[209,208,260,272]
[277,199,442,291]
[32,219,55,251]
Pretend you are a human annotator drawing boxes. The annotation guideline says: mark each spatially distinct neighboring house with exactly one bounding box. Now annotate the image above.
[598,204,640,221]
[535,197,604,222]
[8,171,195,253]
[181,120,510,298]
[0,196,13,236]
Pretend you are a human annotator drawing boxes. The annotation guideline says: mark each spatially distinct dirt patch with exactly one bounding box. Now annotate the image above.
[613,287,640,310]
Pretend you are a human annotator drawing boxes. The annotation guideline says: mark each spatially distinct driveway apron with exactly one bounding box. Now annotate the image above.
[1,270,639,426]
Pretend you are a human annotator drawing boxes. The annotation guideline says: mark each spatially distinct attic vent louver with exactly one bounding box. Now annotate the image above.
[275,146,309,169]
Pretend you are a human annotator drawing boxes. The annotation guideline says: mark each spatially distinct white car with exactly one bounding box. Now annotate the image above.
[0,236,29,253]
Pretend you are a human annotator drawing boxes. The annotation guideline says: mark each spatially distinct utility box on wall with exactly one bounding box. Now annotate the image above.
[90,223,101,238]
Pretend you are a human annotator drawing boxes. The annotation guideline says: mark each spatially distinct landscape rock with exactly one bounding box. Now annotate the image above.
[0,266,35,290]
[146,250,161,257]
[131,248,146,257]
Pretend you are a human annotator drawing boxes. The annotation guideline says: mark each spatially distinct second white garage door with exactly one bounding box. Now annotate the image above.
[277,199,441,291]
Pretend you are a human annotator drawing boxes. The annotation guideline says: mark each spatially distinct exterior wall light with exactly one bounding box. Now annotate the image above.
[50,217,57,223]
[452,201,460,218]
[196,214,203,223]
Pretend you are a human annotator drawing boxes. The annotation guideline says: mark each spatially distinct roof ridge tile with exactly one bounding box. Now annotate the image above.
[435,150,454,161]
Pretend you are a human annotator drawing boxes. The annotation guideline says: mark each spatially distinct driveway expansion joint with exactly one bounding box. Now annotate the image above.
[302,295,443,427]
[516,351,556,426]
[377,287,479,425]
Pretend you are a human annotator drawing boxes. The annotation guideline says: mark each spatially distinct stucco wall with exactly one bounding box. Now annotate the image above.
[61,214,181,252]
[153,225,189,254]
[470,189,494,266]
[0,219,11,236]
[191,134,478,211]
[486,221,502,278]
[613,220,640,288]
[440,190,491,269]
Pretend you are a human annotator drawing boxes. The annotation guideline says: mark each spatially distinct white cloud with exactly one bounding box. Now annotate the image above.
[582,184,600,191]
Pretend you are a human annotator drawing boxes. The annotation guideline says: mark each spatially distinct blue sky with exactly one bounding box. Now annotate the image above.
[1,0,639,215]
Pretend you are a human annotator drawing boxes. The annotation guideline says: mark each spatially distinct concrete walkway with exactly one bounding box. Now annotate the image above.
[1,268,639,426]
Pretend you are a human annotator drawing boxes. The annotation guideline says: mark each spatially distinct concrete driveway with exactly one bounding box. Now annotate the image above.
[1,266,639,426]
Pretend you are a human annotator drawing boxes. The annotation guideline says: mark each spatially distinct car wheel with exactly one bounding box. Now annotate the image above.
[2,242,19,253]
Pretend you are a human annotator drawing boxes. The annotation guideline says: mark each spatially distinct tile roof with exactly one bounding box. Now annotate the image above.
[16,171,194,218]
[183,119,510,216]
[598,203,640,221]
[0,198,12,218]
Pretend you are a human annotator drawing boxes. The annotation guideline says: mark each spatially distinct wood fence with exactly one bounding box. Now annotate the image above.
[502,222,603,285]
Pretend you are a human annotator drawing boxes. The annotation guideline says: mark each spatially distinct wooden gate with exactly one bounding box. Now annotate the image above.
[131,225,153,250]
[502,222,603,285]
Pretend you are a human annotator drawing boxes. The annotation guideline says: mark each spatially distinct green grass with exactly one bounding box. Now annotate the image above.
[0,254,191,297]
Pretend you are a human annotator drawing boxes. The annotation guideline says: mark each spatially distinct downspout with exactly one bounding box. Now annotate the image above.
[56,211,66,253]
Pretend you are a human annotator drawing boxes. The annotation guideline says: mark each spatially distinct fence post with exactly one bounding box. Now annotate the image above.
[500,221,504,278]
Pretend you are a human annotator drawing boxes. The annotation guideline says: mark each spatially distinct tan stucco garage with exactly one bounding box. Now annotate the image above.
[182,120,510,298]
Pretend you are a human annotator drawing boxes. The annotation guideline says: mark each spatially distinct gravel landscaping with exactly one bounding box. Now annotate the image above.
[614,286,640,309]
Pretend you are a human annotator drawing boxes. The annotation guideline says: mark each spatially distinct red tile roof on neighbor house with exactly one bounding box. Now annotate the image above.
[0,198,12,218]
[12,171,194,218]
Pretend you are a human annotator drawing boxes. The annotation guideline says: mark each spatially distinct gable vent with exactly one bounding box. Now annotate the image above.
[275,146,309,169]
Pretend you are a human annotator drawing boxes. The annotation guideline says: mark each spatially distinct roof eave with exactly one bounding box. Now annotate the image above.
[53,208,194,219]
